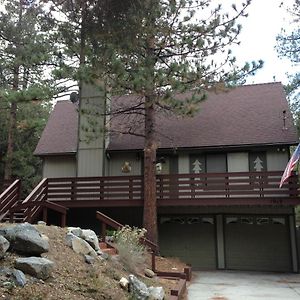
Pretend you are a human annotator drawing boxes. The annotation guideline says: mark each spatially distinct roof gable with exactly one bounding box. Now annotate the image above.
[35,82,298,156]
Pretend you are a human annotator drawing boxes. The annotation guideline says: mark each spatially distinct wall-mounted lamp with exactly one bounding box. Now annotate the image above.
[122,161,132,173]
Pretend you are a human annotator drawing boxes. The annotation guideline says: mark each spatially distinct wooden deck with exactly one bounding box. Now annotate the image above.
[23,171,300,208]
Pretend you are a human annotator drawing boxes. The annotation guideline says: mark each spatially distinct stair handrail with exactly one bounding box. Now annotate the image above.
[9,200,68,226]
[96,210,159,271]
[0,179,21,221]
[22,178,48,203]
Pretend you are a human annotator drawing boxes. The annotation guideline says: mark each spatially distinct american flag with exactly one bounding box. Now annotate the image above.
[279,143,300,188]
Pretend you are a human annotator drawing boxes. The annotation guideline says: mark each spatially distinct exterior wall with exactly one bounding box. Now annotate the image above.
[106,153,142,176]
[77,84,106,177]
[158,206,294,215]
[178,154,189,174]
[177,147,289,174]
[43,156,76,178]
[267,149,289,171]
[227,152,249,172]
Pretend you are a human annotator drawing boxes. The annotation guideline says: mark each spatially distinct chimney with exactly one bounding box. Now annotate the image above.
[76,83,107,177]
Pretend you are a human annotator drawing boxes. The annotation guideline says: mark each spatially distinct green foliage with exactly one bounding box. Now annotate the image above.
[276,0,300,107]
[0,0,55,190]
[0,101,51,195]
[55,0,263,117]
[114,225,147,273]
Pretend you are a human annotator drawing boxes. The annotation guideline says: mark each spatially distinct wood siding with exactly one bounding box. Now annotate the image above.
[43,156,76,178]
[77,84,106,177]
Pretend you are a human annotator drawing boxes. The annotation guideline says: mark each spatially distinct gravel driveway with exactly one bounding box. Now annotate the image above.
[188,271,300,300]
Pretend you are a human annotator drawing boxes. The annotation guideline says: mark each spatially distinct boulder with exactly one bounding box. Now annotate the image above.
[148,286,165,300]
[119,277,129,290]
[12,269,27,287]
[81,229,101,252]
[37,221,46,226]
[66,233,98,258]
[0,235,10,258]
[144,268,155,278]
[84,255,95,264]
[67,227,82,237]
[15,257,54,280]
[0,223,49,255]
[128,274,149,300]
[0,267,26,287]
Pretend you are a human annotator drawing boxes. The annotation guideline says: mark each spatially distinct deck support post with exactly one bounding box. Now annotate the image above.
[61,213,66,227]
[289,215,298,272]
[42,207,48,224]
[216,214,225,269]
[101,222,107,241]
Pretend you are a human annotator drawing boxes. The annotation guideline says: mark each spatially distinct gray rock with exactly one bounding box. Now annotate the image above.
[128,274,149,300]
[0,235,10,258]
[148,286,165,300]
[67,227,82,237]
[12,269,26,287]
[37,221,46,226]
[145,268,155,278]
[84,255,95,264]
[119,277,129,290]
[99,251,109,260]
[66,233,98,258]
[2,281,15,289]
[0,223,49,255]
[0,267,26,288]
[65,232,75,247]
[81,229,101,251]
[15,257,54,280]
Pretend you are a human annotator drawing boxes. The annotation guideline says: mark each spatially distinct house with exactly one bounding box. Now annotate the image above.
[33,82,300,272]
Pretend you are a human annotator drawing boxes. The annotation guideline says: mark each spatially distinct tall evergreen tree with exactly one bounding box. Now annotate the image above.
[276,0,300,105]
[51,0,263,243]
[0,0,57,180]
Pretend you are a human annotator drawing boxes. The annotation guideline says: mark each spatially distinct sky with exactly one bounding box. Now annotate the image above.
[232,0,297,85]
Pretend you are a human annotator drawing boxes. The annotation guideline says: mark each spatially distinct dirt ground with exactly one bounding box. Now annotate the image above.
[0,224,188,299]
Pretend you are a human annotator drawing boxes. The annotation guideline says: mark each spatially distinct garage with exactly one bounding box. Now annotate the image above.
[224,215,292,272]
[159,215,216,270]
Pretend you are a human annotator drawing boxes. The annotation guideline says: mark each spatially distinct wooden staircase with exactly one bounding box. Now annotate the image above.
[0,179,22,222]
[1,207,25,223]
[99,241,118,256]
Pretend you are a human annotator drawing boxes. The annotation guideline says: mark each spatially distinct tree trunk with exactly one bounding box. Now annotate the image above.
[4,1,22,179]
[4,101,17,180]
[143,94,158,244]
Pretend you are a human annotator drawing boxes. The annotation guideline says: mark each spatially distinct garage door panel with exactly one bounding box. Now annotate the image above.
[159,216,216,269]
[225,216,292,272]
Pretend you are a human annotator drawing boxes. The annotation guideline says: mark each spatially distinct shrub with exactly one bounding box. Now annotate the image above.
[114,225,147,273]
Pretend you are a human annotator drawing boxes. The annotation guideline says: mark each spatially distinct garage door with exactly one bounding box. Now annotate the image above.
[159,215,216,269]
[225,215,292,272]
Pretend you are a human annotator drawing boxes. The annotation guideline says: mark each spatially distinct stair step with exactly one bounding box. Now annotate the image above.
[99,242,108,249]
[101,248,117,255]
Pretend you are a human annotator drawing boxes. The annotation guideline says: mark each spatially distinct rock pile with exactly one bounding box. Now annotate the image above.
[119,275,165,300]
[65,227,107,261]
[0,223,54,288]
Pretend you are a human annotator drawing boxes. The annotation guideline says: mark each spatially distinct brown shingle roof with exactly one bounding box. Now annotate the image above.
[34,101,78,156]
[34,82,298,156]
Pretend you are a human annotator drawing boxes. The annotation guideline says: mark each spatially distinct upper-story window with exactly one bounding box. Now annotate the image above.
[249,152,267,172]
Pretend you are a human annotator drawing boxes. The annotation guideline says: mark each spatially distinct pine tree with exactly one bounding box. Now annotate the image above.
[51,0,263,243]
[276,1,300,105]
[101,0,262,243]
[0,0,57,179]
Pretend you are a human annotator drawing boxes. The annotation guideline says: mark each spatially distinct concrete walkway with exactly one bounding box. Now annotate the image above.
[188,271,300,300]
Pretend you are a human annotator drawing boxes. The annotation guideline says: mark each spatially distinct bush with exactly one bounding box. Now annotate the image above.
[114,225,147,273]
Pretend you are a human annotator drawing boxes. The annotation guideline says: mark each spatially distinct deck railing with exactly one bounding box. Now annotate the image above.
[156,171,300,205]
[42,171,299,206]
[0,179,21,221]
[47,175,144,204]
[0,179,14,194]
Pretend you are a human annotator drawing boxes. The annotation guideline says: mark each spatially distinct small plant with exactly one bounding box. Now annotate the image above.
[114,225,147,273]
